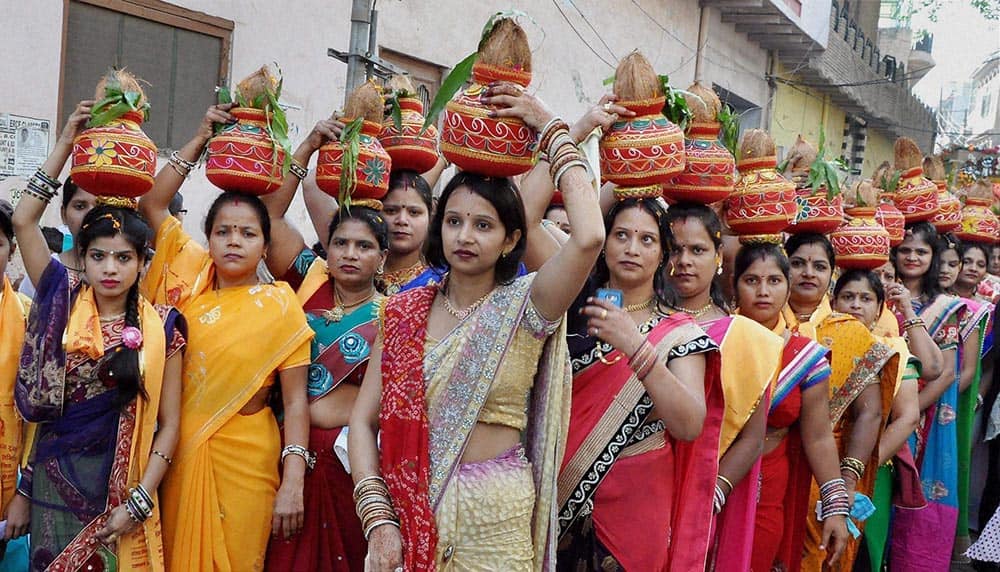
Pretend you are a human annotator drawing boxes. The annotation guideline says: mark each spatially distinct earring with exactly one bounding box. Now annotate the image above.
[376,264,384,276]
[669,264,676,277]
[715,254,723,276]
[717,265,723,276]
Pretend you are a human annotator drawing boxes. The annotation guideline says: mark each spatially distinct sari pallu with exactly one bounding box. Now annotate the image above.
[956,298,993,547]
[16,259,178,571]
[703,316,783,572]
[891,294,965,572]
[556,312,723,571]
[800,314,900,571]
[379,274,569,571]
[0,277,28,516]
[267,253,375,572]
[751,329,831,572]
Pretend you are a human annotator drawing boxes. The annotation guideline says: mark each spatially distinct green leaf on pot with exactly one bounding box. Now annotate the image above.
[88,70,151,127]
[385,93,404,132]
[338,117,364,211]
[805,125,844,199]
[658,75,693,132]
[717,105,740,158]
[478,10,532,51]
[603,74,615,86]
[217,86,232,105]
[422,51,477,132]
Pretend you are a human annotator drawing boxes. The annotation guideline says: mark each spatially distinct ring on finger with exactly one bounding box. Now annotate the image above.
[603,102,613,113]
[601,308,608,320]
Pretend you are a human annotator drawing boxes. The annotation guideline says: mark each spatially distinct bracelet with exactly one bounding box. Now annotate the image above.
[716,474,735,495]
[554,160,590,191]
[353,475,388,500]
[713,483,727,514]
[289,159,309,180]
[151,449,172,464]
[281,444,317,471]
[363,519,400,541]
[902,317,926,331]
[170,150,197,171]
[22,186,54,204]
[33,168,62,190]
[840,456,866,480]
[818,477,850,520]
[538,117,569,151]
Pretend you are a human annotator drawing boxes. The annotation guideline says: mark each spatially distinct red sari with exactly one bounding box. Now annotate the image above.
[751,330,832,572]
[557,307,723,571]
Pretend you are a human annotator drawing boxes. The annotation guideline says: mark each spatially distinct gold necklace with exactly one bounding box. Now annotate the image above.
[378,260,428,295]
[322,288,376,324]
[624,297,655,312]
[440,276,491,320]
[99,312,126,323]
[674,302,714,318]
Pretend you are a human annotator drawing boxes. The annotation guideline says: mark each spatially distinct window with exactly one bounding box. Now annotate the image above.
[61,0,233,150]
[378,48,446,111]
[982,93,992,118]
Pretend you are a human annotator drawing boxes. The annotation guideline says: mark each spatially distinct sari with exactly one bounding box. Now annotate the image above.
[0,276,28,517]
[703,315,783,572]
[890,294,965,572]
[751,315,831,572]
[379,273,567,571]
[956,298,993,551]
[557,290,722,572]
[16,259,184,571]
[144,218,314,572]
[781,294,833,333]
[800,314,900,571]
[266,249,376,572]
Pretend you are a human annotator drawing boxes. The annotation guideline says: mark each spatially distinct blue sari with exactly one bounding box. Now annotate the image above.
[891,294,965,571]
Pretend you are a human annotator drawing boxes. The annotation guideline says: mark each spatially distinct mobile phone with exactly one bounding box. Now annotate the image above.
[596,288,623,308]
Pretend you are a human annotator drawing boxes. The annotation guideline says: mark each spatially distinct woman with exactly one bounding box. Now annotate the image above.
[557,198,721,571]
[262,119,386,571]
[139,104,314,571]
[859,264,936,571]
[943,239,995,560]
[733,242,849,571]
[0,200,30,554]
[349,88,605,571]
[10,100,184,570]
[889,222,967,572]
[18,175,98,299]
[664,202,782,572]
[377,170,438,293]
[782,232,836,331]
[798,270,902,571]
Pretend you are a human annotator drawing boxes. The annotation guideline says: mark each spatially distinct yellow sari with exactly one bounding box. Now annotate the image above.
[800,314,901,571]
[0,277,28,514]
[144,217,313,571]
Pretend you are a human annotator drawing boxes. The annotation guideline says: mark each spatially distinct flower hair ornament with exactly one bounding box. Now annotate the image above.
[81,212,122,233]
[121,326,143,350]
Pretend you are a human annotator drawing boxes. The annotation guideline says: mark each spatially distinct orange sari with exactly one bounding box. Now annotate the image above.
[144,218,313,571]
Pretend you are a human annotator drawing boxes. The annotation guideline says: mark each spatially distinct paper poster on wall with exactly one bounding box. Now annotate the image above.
[0,114,51,179]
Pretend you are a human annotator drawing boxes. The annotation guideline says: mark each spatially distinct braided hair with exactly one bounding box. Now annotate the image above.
[77,206,151,408]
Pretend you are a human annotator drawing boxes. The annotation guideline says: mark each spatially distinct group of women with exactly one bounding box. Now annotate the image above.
[0,71,997,572]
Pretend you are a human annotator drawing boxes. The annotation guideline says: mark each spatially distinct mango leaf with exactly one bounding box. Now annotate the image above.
[385,93,404,132]
[659,75,693,131]
[338,117,364,210]
[87,78,151,127]
[777,158,790,174]
[717,105,740,158]
[265,88,293,176]
[217,86,232,105]
[603,74,615,86]
[422,51,477,132]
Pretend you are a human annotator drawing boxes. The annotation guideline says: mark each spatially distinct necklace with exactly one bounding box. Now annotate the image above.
[624,297,655,312]
[440,276,491,320]
[674,302,715,318]
[99,312,126,323]
[378,260,428,295]
[322,288,376,324]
